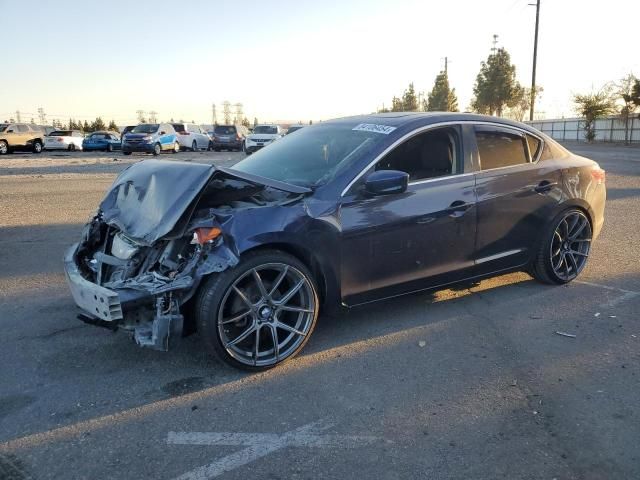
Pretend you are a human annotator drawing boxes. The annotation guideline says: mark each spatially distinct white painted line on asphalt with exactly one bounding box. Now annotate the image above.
[574,280,640,307]
[167,420,380,480]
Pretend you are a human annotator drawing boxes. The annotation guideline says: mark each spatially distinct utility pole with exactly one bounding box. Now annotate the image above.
[37,107,46,125]
[222,101,231,124]
[15,110,21,122]
[148,110,158,123]
[212,103,217,126]
[529,0,540,121]
[444,56,448,75]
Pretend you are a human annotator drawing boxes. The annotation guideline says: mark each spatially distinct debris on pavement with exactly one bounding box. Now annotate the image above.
[418,340,426,347]
[594,312,601,317]
[555,331,577,338]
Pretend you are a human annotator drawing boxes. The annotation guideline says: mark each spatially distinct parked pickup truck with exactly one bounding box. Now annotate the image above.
[0,123,45,154]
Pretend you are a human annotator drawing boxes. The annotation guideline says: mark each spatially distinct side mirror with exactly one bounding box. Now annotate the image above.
[160,131,166,135]
[364,170,409,196]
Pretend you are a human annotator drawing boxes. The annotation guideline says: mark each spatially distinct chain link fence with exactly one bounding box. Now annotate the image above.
[527,116,639,144]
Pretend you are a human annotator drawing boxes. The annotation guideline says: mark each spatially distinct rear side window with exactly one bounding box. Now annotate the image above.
[525,134,541,160]
[475,129,529,170]
[17,124,29,132]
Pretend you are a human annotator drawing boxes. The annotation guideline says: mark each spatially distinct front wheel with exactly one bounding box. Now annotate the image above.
[68,144,75,152]
[0,141,8,155]
[207,141,213,151]
[191,141,198,152]
[153,143,161,156]
[195,250,319,371]
[530,209,592,284]
[33,140,43,154]
[106,143,113,153]
[172,142,180,154]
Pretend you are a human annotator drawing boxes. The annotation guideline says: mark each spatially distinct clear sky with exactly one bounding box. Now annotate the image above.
[1,0,638,125]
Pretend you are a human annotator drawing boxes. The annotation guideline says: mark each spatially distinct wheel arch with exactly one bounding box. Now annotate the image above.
[240,242,338,310]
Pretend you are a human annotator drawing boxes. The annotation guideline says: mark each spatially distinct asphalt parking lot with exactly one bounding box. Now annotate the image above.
[0,144,639,479]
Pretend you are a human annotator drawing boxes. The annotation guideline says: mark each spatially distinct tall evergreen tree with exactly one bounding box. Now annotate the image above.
[391,96,403,112]
[83,120,90,132]
[427,71,459,112]
[107,120,119,132]
[471,47,522,116]
[402,82,418,111]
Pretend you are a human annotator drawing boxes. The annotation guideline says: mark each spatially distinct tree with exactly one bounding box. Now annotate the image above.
[427,71,458,112]
[391,96,403,112]
[253,117,258,127]
[82,120,90,132]
[241,117,250,128]
[616,74,639,144]
[471,47,523,116]
[107,120,119,132]
[573,88,617,142]
[504,86,543,121]
[402,82,418,111]
[90,117,106,132]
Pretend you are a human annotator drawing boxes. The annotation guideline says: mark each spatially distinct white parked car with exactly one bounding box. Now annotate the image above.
[244,124,283,155]
[44,130,85,151]
[171,123,212,151]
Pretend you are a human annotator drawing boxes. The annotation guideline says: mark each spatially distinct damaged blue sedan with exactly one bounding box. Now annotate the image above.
[65,113,606,370]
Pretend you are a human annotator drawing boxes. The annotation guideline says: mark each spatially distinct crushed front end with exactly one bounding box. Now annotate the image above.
[64,159,305,351]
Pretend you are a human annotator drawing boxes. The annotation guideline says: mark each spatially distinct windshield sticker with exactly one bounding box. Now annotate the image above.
[352,123,397,135]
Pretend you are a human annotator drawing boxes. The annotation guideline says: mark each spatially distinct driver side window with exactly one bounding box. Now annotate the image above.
[376,126,460,182]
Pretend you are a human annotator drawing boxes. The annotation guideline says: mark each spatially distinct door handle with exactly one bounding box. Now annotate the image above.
[447,200,471,218]
[534,180,557,194]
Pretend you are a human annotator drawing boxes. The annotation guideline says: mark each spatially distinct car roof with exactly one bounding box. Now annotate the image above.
[323,112,538,132]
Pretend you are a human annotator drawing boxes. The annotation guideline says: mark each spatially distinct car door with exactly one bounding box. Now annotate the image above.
[159,124,173,149]
[472,125,562,270]
[339,125,477,305]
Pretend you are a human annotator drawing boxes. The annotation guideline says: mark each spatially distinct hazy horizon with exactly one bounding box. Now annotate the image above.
[1,0,638,125]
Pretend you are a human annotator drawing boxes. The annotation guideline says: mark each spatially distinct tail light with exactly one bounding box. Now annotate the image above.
[236,134,241,141]
[591,166,605,184]
[57,138,63,142]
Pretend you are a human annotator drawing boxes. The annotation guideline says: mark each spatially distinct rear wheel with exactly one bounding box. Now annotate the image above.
[0,141,8,155]
[106,143,113,152]
[530,209,592,284]
[196,250,319,371]
[68,143,75,152]
[153,143,161,156]
[191,140,198,152]
[33,140,43,154]
[207,141,213,151]
[172,142,180,154]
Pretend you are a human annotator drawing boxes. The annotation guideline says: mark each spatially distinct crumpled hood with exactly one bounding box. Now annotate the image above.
[99,160,215,245]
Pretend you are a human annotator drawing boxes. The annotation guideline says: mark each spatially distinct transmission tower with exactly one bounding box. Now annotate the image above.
[212,104,217,125]
[222,101,231,124]
[136,110,146,122]
[37,107,46,125]
[233,103,244,124]
[149,110,158,123]
[15,110,21,122]
[491,34,499,53]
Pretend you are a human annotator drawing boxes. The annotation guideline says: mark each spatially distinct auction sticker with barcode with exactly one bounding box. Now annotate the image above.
[352,123,397,134]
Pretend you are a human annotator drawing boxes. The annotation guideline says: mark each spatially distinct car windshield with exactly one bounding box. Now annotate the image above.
[214,126,236,135]
[172,124,186,132]
[132,124,159,134]
[89,134,106,140]
[231,124,385,187]
[253,126,278,134]
[50,130,72,136]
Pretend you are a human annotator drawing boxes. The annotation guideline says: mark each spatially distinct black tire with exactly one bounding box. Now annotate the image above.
[123,151,132,156]
[207,141,213,151]
[172,142,180,154]
[68,143,75,152]
[192,141,198,152]
[107,143,113,153]
[0,140,8,155]
[529,208,593,285]
[195,249,319,371]
[33,140,43,154]
[153,143,161,156]
[213,147,220,152]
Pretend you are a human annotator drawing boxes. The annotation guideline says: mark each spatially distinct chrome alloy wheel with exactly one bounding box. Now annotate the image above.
[217,263,317,367]
[550,210,592,281]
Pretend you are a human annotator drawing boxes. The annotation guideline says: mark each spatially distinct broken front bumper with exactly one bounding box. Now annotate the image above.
[63,244,183,350]
[64,244,123,322]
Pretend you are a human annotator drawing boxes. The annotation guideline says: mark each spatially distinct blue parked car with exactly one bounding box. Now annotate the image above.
[122,123,180,156]
[82,131,122,152]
